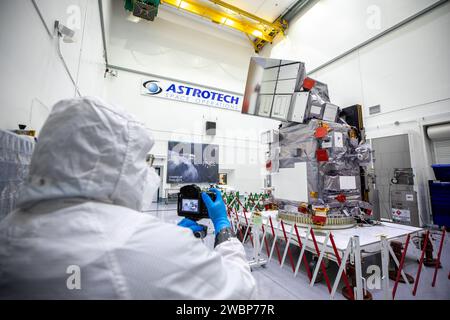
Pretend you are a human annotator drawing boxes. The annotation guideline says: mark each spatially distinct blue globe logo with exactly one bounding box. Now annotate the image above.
[148,83,159,93]
[143,80,162,95]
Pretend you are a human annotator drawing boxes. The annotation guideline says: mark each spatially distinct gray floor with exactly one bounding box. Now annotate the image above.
[145,202,450,300]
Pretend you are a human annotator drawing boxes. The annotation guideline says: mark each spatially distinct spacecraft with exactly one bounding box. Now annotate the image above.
[256,65,373,229]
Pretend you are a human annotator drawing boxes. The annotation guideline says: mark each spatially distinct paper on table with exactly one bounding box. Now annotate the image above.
[339,176,356,190]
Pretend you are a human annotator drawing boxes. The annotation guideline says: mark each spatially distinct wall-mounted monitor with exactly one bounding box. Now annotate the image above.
[167,141,219,184]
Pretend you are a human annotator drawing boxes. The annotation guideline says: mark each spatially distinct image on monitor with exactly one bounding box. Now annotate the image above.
[167,141,219,183]
[182,199,199,213]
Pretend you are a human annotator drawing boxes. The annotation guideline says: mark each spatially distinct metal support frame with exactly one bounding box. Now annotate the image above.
[330,239,352,299]
[391,234,412,299]
[279,221,296,272]
[98,0,109,66]
[310,231,330,288]
[380,235,391,300]
[413,230,430,296]
[309,229,332,293]
[268,216,282,264]
[236,198,254,246]
[388,245,413,288]
[242,211,253,244]
[352,236,364,300]
[248,220,267,269]
[261,224,270,257]
[431,228,446,287]
[329,233,354,300]
[293,225,312,279]
[228,205,244,241]
[226,207,237,234]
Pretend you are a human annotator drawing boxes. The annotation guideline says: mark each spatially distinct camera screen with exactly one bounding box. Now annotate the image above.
[182,199,199,213]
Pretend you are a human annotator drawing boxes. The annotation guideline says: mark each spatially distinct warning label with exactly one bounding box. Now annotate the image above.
[391,208,411,223]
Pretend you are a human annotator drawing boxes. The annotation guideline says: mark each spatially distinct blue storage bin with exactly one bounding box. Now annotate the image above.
[431,164,450,182]
[429,180,450,229]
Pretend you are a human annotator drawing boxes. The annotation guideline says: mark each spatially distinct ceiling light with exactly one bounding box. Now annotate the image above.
[224,19,234,26]
[252,30,263,37]
[179,1,190,9]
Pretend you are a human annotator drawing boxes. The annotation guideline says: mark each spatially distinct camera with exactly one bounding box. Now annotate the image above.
[177,185,216,220]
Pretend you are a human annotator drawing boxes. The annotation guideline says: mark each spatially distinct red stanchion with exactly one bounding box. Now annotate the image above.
[293,224,312,281]
[412,230,430,296]
[280,220,296,273]
[225,201,232,221]
[309,228,332,293]
[236,198,247,213]
[392,234,411,299]
[432,228,446,287]
[269,216,282,264]
[242,211,254,247]
[329,233,354,300]
[236,198,254,246]
[231,208,244,241]
[261,224,270,257]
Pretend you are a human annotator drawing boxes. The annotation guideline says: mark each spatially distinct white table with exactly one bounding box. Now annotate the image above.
[237,210,421,256]
[235,210,424,299]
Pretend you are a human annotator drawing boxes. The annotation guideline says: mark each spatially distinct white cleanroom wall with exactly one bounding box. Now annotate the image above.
[0,0,106,132]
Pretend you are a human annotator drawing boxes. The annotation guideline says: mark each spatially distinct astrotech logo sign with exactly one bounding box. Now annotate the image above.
[141,78,243,112]
[143,80,163,95]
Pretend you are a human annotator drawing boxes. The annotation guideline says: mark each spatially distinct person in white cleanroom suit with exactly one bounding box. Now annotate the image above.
[0,97,256,299]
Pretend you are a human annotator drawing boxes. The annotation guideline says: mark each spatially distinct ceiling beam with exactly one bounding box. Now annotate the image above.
[160,0,287,52]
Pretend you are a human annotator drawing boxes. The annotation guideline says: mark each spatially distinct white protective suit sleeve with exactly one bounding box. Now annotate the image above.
[114,214,257,300]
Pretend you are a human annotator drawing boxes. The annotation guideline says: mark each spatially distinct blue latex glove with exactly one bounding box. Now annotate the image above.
[201,188,230,235]
[177,218,205,233]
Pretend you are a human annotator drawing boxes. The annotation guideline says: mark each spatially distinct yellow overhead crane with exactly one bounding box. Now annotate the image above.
[159,0,287,53]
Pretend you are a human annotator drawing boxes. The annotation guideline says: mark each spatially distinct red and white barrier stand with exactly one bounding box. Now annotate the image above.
[268,216,282,265]
[230,207,244,241]
[389,234,412,299]
[380,236,390,300]
[382,228,448,300]
[330,237,353,299]
[352,236,367,300]
[431,228,446,287]
[236,198,254,247]
[293,225,313,281]
[412,230,430,296]
[228,205,449,300]
[279,220,296,273]
[261,223,271,257]
[309,228,332,294]
[329,233,354,300]
[248,212,267,269]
